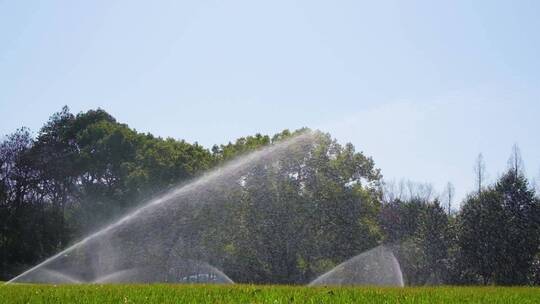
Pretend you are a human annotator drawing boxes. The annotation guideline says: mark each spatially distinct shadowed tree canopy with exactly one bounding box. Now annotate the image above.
[1,107,539,285]
[0,107,384,283]
[458,152,540,285]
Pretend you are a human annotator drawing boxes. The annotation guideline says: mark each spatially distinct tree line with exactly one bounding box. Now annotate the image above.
[1,107,539,284]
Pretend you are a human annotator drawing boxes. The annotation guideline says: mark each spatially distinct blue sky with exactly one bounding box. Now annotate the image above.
[1,0,539,205]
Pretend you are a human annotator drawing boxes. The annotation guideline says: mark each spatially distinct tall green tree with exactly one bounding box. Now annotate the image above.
[493,168,539,284]
[458,147,539,285]
[458,189,506,284]
[0,128,64,278]
[414,201,451,284]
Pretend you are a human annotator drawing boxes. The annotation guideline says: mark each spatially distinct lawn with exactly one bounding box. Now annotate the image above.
[1,284,538,304]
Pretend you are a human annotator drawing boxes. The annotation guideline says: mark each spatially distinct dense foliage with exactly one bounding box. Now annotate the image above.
[0,107,213,279]
[1,107,539,285]
[199,130,382,284]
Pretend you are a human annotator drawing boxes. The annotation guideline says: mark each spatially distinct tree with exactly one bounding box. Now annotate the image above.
[0,107,215,280]
[4,106,540,286]
[199,130,383,284]
[415,201,451,284]
[458,189,506,284]
[474,153,487,195]
[507,144,524,177]
[379,193,454,285]
[457,146,539,285]
[443,182,455,214]
[0,128,65,279]
[493,163,539,284]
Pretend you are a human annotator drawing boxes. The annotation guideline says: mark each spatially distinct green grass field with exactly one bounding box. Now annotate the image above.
[1,284,539,304]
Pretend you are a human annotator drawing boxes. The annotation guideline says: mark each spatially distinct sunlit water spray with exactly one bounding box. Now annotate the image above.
[6,131,316,284]
[7,130,405,286]
[309,246,404,287]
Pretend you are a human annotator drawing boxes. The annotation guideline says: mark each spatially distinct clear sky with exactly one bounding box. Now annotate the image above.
[1,0,539,205]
